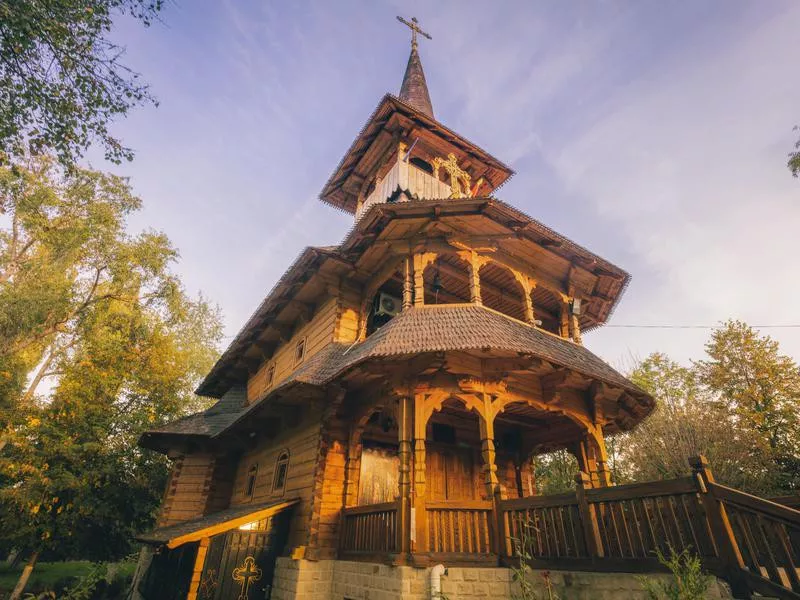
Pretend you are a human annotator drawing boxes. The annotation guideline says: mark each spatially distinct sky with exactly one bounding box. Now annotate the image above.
[95,0,800,371]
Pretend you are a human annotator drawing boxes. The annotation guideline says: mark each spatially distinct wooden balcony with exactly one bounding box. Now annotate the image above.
[338,458,800,600]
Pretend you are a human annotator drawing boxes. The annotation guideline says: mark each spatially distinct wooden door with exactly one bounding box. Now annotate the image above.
[426,445,478,501]
[197,511,291,600]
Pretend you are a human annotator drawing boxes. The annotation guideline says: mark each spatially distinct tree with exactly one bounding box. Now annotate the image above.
[623,353,769,491]
[790,126,800,177]
[0,1,164,165]
[0,156,222,596]
[696,320,800,491]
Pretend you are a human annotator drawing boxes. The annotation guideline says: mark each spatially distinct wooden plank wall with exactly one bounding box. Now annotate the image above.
[247,298,339,403]
[228,408,325,553]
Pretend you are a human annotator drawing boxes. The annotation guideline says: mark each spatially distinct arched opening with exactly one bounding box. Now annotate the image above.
[531,449,579,495]
[357,403,400,505]
[410,156,433,175]
[422,253,471,305]
[493,400,586,498]
[478,261,527,322]
[532,286,563,335]
[365,270,404,336]
[426,398,484,501]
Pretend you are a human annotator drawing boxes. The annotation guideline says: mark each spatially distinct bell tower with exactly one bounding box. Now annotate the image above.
[319,16,515,220]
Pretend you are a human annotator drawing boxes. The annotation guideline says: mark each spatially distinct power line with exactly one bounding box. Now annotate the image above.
[605,324,800,329]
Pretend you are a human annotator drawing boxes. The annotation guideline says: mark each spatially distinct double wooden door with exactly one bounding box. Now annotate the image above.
[198,512,290,600]
[426,444,482,501]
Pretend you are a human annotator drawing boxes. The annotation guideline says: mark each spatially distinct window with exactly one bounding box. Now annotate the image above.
[410,156,434,175]
[245,464,258,499]
[272,451,290,495]
[266,362,275,388]
[294,338,306,365]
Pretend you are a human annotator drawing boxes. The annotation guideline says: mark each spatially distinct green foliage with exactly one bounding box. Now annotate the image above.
[0,156,222,561]
[789,126,800,177]
[622,321,800,495]
[531,450,577,495]
[0,561,135,598]
[0,1,164,165]
[510,520,560,600]
[638,548,713,600]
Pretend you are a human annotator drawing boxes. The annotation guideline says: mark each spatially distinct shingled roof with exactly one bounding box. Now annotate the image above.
[144,305,651,448]
[137,498,299,548]
[399,44,434,118]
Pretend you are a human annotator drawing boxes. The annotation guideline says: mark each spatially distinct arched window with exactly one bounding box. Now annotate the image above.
[272,450,290,496]
[245,463,258,499]
[478,261,527,322]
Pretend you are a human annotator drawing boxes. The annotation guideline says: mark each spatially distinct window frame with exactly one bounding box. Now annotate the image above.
[294,337,307,365]
[245,463,258,500]
[265,362,275,388]
[272,450,290,496]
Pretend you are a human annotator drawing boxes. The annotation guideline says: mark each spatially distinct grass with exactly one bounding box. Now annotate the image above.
[0,561,136,596]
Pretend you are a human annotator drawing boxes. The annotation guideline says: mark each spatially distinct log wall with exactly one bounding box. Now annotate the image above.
[229,407,325,553]
[247,298,338,403]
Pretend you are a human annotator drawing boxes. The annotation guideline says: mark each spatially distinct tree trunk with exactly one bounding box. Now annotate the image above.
[9,550,38,600]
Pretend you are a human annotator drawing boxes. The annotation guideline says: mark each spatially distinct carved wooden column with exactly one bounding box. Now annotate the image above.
[574,430,612,488]
[397,395,413,557]
[468,253,482,305]
[478,395,502,554]
[571,306,583,345]
[524,281,536,325]
[402,256,413,310]
[559,298,570,339]
[412,392,429,556]
[412,253,436,307]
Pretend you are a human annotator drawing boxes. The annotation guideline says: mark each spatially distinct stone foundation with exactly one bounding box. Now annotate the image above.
[270,558,734,600]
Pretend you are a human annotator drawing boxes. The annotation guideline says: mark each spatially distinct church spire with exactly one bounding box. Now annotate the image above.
[396,16,434,119]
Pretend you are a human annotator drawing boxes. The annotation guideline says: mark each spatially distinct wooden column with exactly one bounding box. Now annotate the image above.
[575,472,604,559]
[342,430,362,508]
[412,393,428,555]
[523,282,536,325]
[559,300,570,339]
[571,310,583,345]
[468,253,482,305]
[186,537,209,600]
[397,395,413,557]
[690,456,751,599]
[402,257,413,310]
[478,397,502,555]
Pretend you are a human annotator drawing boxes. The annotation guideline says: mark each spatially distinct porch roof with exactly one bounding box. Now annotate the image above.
[136,498,299,549]
[142,304,652,448]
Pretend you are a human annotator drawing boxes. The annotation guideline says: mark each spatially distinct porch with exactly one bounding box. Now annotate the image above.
[339,458,800,600]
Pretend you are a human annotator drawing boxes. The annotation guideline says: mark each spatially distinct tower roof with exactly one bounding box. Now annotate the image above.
[399,44,434,118]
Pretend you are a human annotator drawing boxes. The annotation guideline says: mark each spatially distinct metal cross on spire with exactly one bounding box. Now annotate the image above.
[396,15,432,50]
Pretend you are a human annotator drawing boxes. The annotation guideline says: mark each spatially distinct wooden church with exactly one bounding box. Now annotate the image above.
[133,16,663,600]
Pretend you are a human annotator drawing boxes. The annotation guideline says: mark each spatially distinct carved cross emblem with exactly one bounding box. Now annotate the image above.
[199,568,218,600]
[432,153,472,198]
[232,556,262,600]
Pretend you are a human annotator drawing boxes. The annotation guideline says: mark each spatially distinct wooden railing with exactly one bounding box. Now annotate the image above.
[339,501,398,557]
[336,458,800,599]
[427,500,494,556]
[498,458,800,600]
[589,477,717,560]
[502,493,587,560]
[711,483,800,598]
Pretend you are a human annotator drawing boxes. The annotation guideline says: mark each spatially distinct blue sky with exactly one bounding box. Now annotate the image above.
[95,0,800,369]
